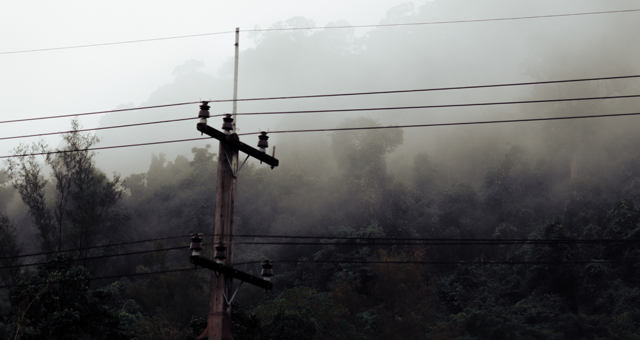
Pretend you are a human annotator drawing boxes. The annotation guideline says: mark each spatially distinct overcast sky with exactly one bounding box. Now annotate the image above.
[0,0,420,155]
[2,0,639,176]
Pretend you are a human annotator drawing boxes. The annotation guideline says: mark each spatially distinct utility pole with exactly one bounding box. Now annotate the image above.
[232,27,239,133]
[191,27,279,340]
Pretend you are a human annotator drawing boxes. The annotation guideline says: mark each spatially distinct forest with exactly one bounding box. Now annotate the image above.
[1,111,640,339]
[2,2,640,340]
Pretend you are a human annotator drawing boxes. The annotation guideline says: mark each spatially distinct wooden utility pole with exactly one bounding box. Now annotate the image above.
[194,116,278,340]
[232,27,239,133]
[207,134,238,340]
[191,27,278,340]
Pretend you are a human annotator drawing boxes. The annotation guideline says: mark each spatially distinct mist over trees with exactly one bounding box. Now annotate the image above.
[2,0,640,338]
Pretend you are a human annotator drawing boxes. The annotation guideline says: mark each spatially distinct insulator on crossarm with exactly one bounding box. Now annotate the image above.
[222,114,234,134]
[190,233,203,257]
[257,131,269,153]
[261,260,273,281]
[198,102,210,124]
[214,243,227,264]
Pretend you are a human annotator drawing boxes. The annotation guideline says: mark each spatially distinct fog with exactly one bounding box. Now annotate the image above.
[3,0,640,236]
[3,2,640,337]
[81,0,640,184]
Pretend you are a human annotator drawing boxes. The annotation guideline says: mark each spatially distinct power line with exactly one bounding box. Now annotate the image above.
[4,92,640,142]
[0,117,206,141]
[0,267,204,289]
[230,234,606,241]
[0,31,235,55]
[274,260,634,265]
[241,111,640,136]
[0,234,191,261]
[203,74,640,103]
[0,137,210,159]
[2,8,639,55]
[0,102,199,125]
[4,73,640,125]
[3,238,636,264]
[232,240,640,246]
[3,110,640,159]
[0,246,189,270]
[233,93,640,117]
[3,234,637,262]
[0,258,628,289]
[247,8,640,32]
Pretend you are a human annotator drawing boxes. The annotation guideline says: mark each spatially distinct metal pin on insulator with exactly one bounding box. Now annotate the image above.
[261,260,273,281]
[222,114,234,134]
[214,243,227,264]
[198,102,210,124]
[190,233,203,257]
[257,131,269,153]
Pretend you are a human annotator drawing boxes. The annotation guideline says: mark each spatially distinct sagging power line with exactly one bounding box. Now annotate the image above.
[3,73,640,125]
[1,259,631,289]
[0,234,191,261]
[3,110,640,160]
[4,92,640,142]
[3,233,638,264]
[0,246,189,270]
[1,8,638,55]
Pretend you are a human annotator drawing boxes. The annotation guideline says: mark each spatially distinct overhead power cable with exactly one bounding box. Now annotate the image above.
[239,111,640,136]
[0,258,628,289]
[0,102,199,125]
[0,267,205,289]
[231,234,622,241]
[234,93,640,117]
[3,110,640,159]
[0,138,209,159]
[247,8,640,32]
[201,74,640,103]
[0,117,198,141]
[1,8,639,55]
[4,92,640,142]
[272,259,639,265]
[232,240,640,246]
[3,73,640,125]
[0,246,189,270]
[0,234,191,261]
[4,234,638,263]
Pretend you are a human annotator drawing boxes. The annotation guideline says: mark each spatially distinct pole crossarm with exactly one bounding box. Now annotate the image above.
[190,255,273,290]
[197,123,279,167]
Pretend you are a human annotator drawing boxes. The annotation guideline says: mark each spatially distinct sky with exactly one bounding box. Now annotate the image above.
[2,0,640,176]
[0,0,419,157]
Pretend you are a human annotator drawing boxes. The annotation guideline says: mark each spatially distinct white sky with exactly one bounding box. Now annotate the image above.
[0,0,419,158]
[1,0,639,175]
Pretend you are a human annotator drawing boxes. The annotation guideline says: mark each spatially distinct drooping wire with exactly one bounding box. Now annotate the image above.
[0,267,205,289]
[1,8,639,55]
[0,258,629,289]
[3,233,639,264]
[0,246,189,270]
[5,92,640,142]
[238,111,640,136]
[0,234,191,261]
[3,73,640,125]
[2,109,640,159]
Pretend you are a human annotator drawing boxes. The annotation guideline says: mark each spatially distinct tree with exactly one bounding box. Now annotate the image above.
[5,254,123,340]
[0,215,22,286]
[331,117,403,226]
[5,119,124,256]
